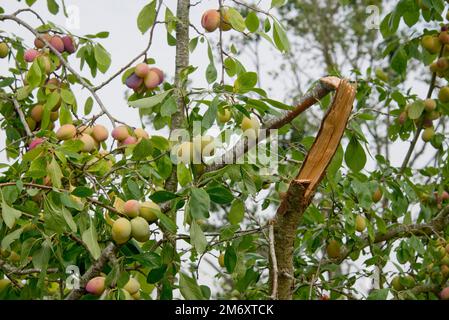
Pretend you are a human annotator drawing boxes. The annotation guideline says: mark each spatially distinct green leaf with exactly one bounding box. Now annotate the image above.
[94,44,111,73]
[234,72,258,93]
[82,222,101,260]
[206,63,217,84]
[345,136,366,172]
[132,138,153,160]
[137,1,157,34]
[225,246,237,273]
[228,199,245,225]
[391,47,407,75]
[407,100,424,120]
[271,0,286,8]
[26,61,42,88]
[179,273,205,300]
[84,97,93,115]
[177,163,192,187]
[201,96,219,129]
[149,190,179,203]
[245,11,259,33]
[273,20,290,52]
[47,157,62,188]
[1,192,22,229]
[61,89,76,105]
[155,210,177,233]
[189,188,210,220]
[46,0,59,14]
[160,96,177,117]
[129,89,173,108]
[190,220,207,254]
[206,185,234,204]
[227,7,246,32]
[367,288,389,300]
[1,228,23,250]
[71,186,93,198]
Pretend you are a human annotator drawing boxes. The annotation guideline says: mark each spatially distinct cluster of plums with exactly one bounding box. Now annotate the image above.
[111,125,149,146]
[85,275,141,299]
[125,62,164,92]
[111,199,160,245]
[201,8,232,32]
[25,32,76,63]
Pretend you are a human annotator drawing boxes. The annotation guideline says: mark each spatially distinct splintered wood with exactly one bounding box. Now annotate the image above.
[296,79,356,201]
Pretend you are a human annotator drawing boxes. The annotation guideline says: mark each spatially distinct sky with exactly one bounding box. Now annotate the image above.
[0,0,441,299]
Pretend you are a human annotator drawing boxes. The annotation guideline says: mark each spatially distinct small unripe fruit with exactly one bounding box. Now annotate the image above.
[440,287,449,300]
[439,31,449,45]
[326,240,341,259]
[134,128,149,139]
[125,73,143,90]
[424,99,437,112]
[402,275,415,289]
[439,86,449,103]
[355,215,366,232]
[149,67,164,84]
[31,104,44,122]
[46,77,61,90]
[201,9,221,32]
[24,49,39,62]
[85,276,105,296]
[0,42,9,58]
[112,217,132,244]
[50,35,65,53]
[437,57,449,70]
[50,111,59,122]
[241,116,260,137]
[218,253,225,267]
[34,33,52,49]
[391,276,404,291]
[441,265,449,277]
[398,111,407,125]
[56,124,76,140]
[29,137,44,150]
[123,277,140,295]
[426,110,441,121]
[111,126,130,141]
[62,35,76,54]
[79,133,97,152]
[422,35,441,54]
[217,109,231,123]
[91,124,109,142]
[422,126,435,142]
[372,188,383,203]
[134,63,150,78]
[144,70,160,89]
[123,199,140,218]
[131,217,150,242]
[0,279,11,292]
[26,117,36,131]
[122,136,137,145]
[422,117,433,128]
[139,201,160,223]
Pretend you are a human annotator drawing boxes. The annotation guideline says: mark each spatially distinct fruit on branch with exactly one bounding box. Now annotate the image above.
[56,124,76,140]
[355,215,366,232]
[437,57,449,71]
[139,201,160,223]
[424,99,437,112]
[121,136,137,146]
[421,126,435,142]
[92,124,109,142]
[134,128,149,140]
[422,117,433,128]
[79,133,97,152]
[441,264,449,277]
[50,111,59,122]
[125,73,143,90]
[112,217,132,244]
[49,35,65,53]
[30,104,44,122]
[46,77,61,90]
[425,110,441,121]
[326,240,341,259]
[391,276,404,291]
[123,277,140,295]
[130,217,150,242]
[150,67,164,84]
[24,49,39,62]
[34,33,52,49]
[217,108,231,123]
[0,279,11,292]
[62,35,76,54]
[438,86,449,103]
[218,253,225,268]
[26,117,36,131]
[134,63,150,78]
[440,31,449,45]
[241,116,260,137]
[85,276,106,296]
[111,125,130,141]
[0,42,9,58]
[143,70,161,89]
[434,191,449,205]
[372,188,383,203]
[201,9,221,32]
[402,275,416,289]
[123,199,140,218]
[219,8,232,31]
[421,35,442,54]
[440,287,449,300]
[29,137,44,150]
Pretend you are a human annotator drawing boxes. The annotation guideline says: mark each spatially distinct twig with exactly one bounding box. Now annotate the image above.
[11,98,32,137]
